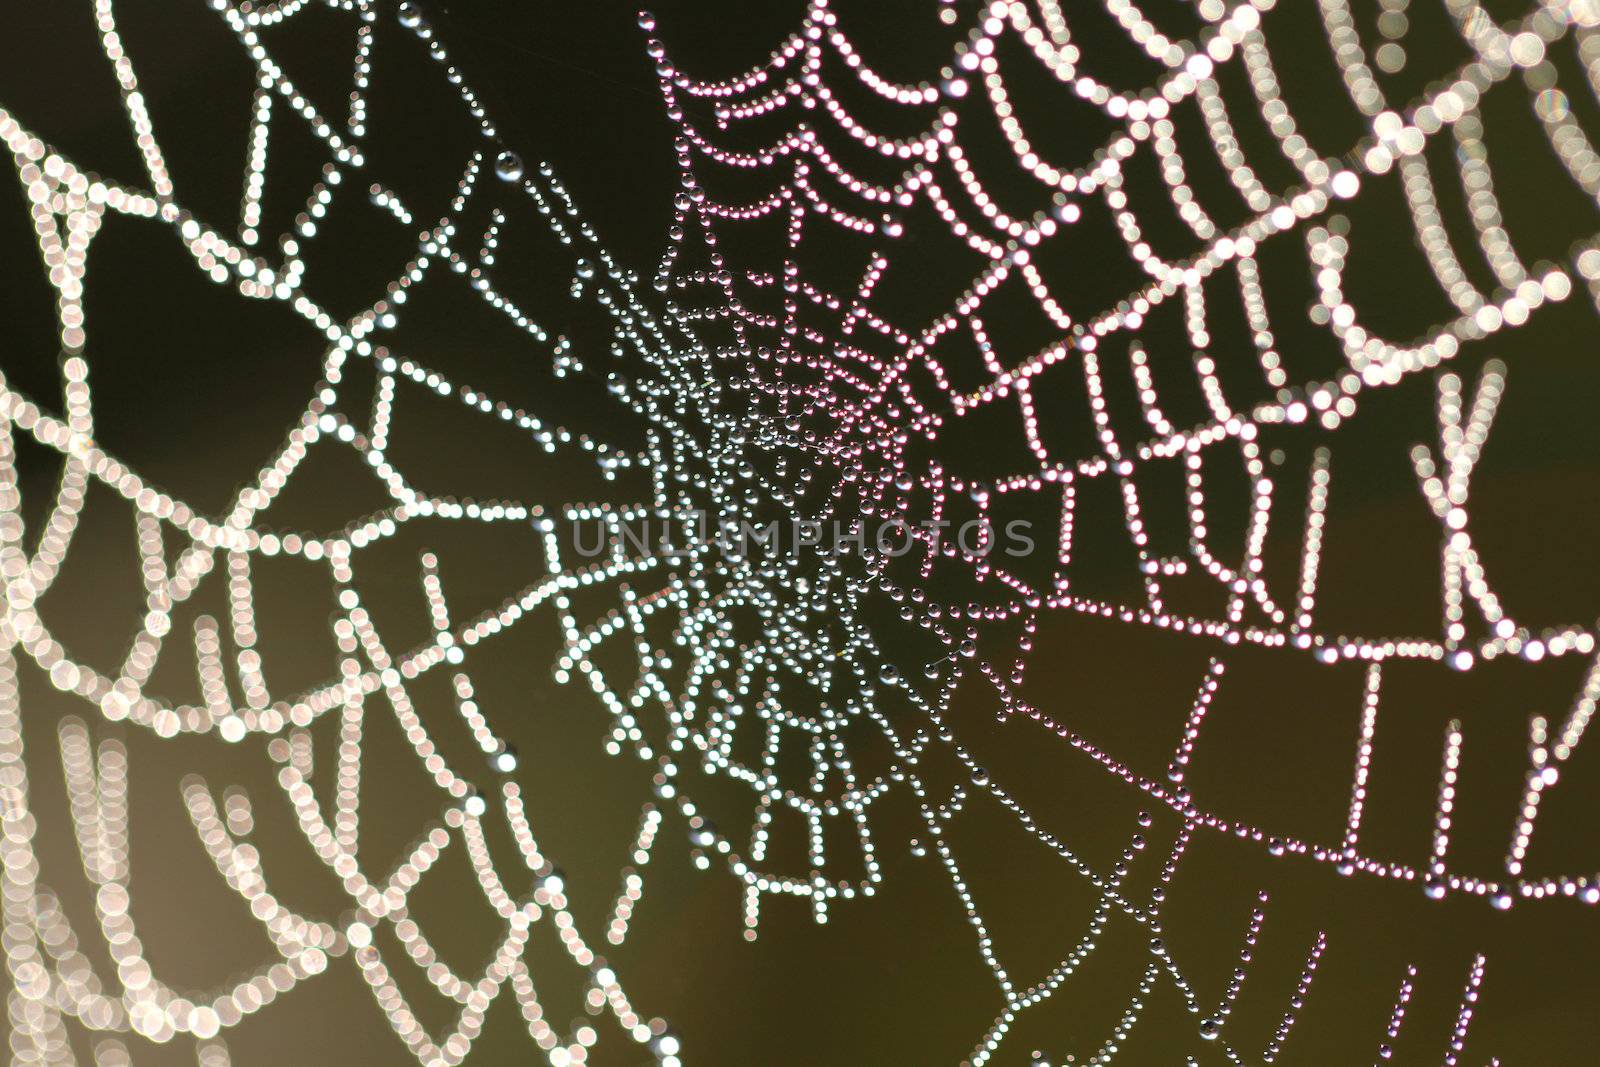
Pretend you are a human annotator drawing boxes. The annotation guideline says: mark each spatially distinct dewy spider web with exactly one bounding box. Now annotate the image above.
[1,0,1599,1065]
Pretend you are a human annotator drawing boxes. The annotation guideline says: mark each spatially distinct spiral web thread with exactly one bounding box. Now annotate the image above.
[1,0,1599,1065]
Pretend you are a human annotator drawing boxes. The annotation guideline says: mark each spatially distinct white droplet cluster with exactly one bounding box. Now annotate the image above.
[2,1,686,1064]
[3,0,1600,1064]
[647,0,1600,1061]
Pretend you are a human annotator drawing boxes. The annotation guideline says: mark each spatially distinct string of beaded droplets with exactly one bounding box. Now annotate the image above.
[3,0,1600,1065]
[1,1,695,1064]
[644,0,1600,1062]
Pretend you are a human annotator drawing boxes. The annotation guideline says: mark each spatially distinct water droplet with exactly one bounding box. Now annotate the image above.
[491,743,517,774]
[495,151,524,182]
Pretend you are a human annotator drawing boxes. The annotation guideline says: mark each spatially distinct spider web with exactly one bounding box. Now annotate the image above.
[2,0,1599,1065]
